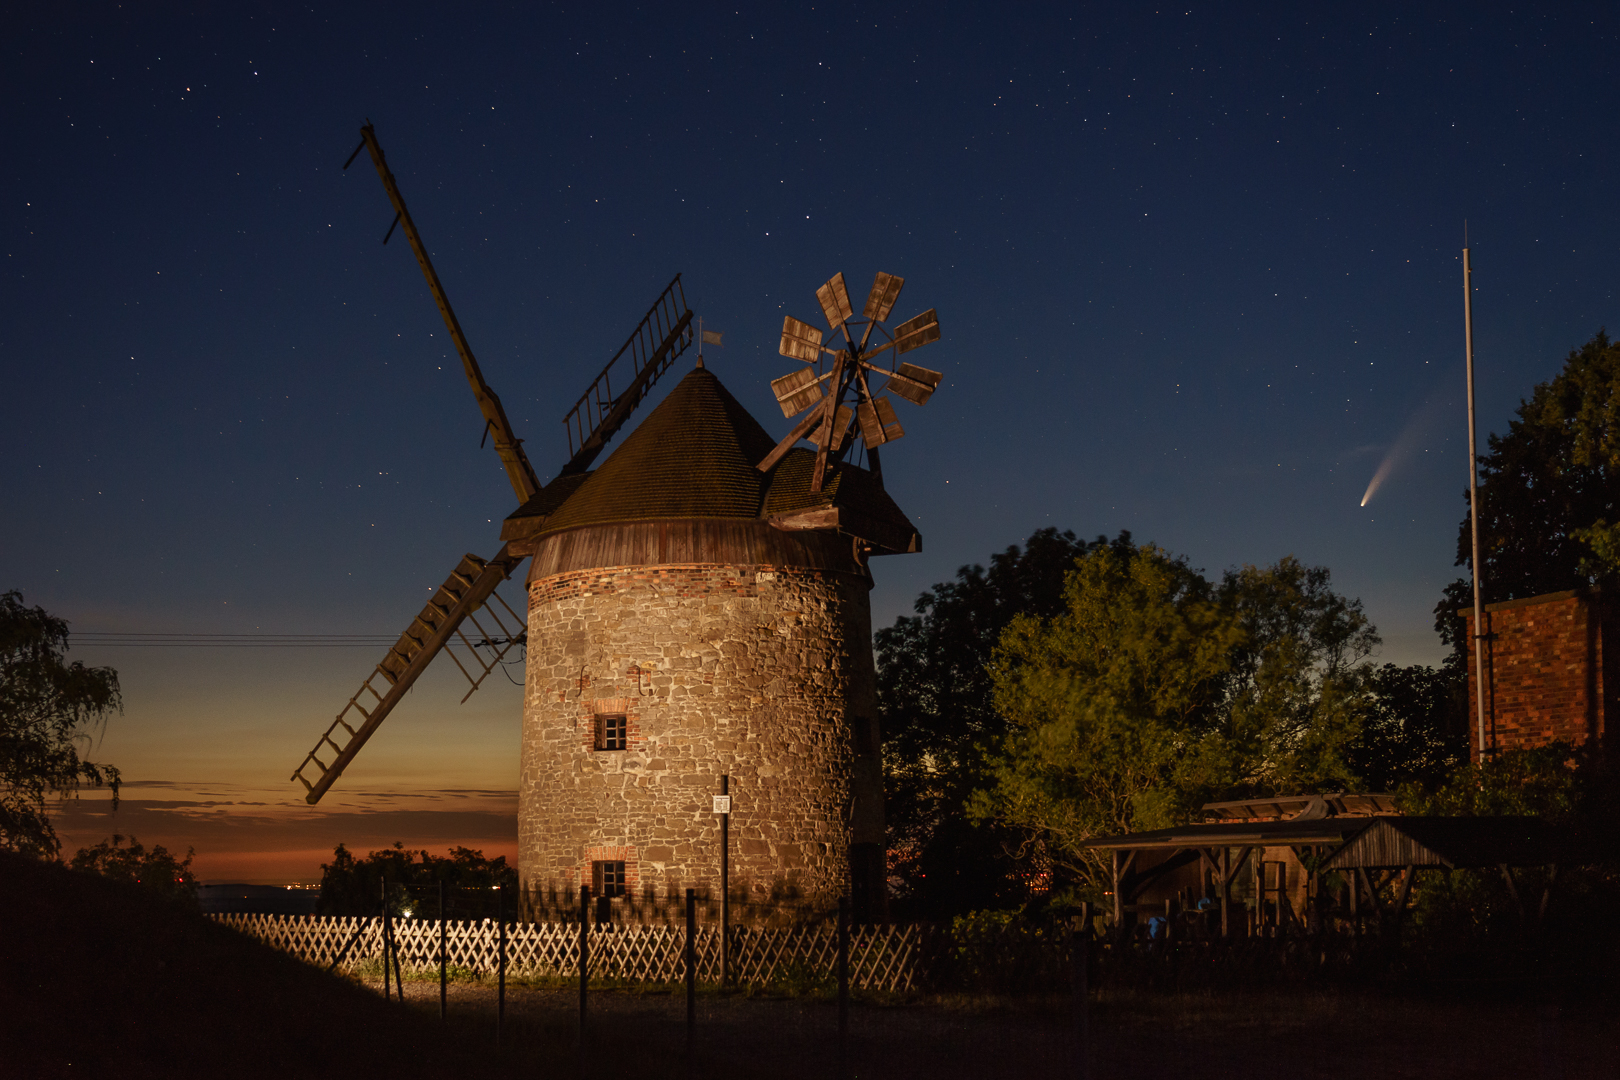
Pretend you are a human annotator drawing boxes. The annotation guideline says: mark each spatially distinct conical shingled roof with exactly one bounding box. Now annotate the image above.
[537,366,779,534]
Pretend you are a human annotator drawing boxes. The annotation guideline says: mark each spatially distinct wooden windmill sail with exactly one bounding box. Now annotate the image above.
[759,272,943,490]
[289,124,693,804]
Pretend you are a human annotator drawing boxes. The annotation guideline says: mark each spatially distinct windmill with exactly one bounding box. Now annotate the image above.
[757,272,944,489]
[288,124,694,804]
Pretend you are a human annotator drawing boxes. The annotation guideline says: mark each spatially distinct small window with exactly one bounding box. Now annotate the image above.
[593,860,626,898]
[596,713,627,751]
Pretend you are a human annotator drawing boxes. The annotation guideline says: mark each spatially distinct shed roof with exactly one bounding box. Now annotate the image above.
[1082,814,1574,869]
[1202,793,1398,821]
[1321,816,1568,870]
[1080,819,1363,851]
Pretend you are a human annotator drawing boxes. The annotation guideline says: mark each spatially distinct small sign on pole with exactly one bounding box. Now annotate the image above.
[712,795,732,814]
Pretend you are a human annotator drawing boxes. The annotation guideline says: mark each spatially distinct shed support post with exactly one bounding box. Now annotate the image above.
[1538,863,1559,925]
[1112,850,1123,938]
[1253,850,1264,936]
[1220,848,1230,939]
[1501,863,1525,925]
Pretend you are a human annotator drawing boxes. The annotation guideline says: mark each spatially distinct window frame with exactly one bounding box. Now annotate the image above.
[596,712,628,752]
[592,859,627,898]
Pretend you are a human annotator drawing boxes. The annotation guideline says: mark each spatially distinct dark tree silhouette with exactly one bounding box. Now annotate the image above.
[1435,330,1620,648]
[70,833,198,905]
[0,591,121,858]
[1346,662,1469,791]
[318,841,517,918]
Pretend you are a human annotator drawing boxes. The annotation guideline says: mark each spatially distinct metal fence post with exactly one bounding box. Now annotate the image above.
[1072,906,1090,1080]
[578,884,590,1045]
[381,878,391,1001]
[837,896,850,1077]
[720,775,730,987]
[439,880,448,1020]
[391,899,404,992]
[496,886,506,1046]
[685,887,697,1061]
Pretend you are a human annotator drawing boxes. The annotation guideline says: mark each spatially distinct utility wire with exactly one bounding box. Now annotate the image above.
[72,633,524,649]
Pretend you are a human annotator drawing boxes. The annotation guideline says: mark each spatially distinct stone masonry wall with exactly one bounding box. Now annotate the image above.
[518,560,875,916]
[1462,590,1611,761]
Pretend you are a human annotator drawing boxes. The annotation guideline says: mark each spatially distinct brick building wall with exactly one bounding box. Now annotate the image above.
[517,559,879,917]
[1461,589,1616,761]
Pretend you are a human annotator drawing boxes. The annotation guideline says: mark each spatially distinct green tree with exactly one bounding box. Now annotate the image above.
[0,591,122,858]
[971,543,1378,891]
[1435,330,1620,647]
[70,834,199,905]
[875,528,1127,916]
[318,841,517,918]
[1395,741,1589,820]
[1220,556,1381,794]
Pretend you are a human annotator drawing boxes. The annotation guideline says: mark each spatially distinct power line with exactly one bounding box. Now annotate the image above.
[73,633,400,648]
[72,633,527,651]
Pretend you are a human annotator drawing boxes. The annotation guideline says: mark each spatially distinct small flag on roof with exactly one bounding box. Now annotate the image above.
[701,329,724,346]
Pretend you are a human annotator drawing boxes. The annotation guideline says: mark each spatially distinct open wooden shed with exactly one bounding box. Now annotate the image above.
[1081,808,1573,939]
[1321,815,1568,929]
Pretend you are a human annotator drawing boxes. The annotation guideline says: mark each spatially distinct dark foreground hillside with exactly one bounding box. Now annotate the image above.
[0,851,530,1078]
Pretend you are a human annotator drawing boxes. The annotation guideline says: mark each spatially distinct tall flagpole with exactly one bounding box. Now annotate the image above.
[1464,243,1489,760]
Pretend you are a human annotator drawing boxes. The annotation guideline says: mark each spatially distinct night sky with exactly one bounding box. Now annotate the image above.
[6,4,1617,882]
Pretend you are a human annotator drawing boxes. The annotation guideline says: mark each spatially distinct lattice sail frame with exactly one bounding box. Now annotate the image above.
[291,124,699,805]
[290,548,527,804]
[761,270,945,489]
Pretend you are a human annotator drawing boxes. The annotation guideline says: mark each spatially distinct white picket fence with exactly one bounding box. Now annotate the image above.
[212,913,937,992]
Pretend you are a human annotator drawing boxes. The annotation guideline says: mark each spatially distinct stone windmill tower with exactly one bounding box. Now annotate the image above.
[502,351,925,918]
[290,126,940,921]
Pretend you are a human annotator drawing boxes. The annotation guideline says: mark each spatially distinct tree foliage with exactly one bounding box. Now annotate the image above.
[70,833,198,905]
[970,542,1380,891]
[1436,330,1620,645]
[1346,662,1468,791]
[0,591,122,859]
[318,841,518,918]
[875,528,1127,916]
[1395,741,1592,821]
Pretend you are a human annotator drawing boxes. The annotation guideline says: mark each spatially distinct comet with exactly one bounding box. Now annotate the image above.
[1360,384,1454,507]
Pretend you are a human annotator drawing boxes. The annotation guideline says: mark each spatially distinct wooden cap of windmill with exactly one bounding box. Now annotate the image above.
[502,365,919,576]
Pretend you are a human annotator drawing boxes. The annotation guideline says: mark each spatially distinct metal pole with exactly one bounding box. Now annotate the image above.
[578,884,590,1045]
[496,887,506,1046]
[1072,906,1090,1080]
[381,878,391,1001]
[1465,243,1490,761]
[390,897,404,993]
[685,888,697,1059]
[720,774,730,987]
[837,896,850,1077]
[438,880,447,1021]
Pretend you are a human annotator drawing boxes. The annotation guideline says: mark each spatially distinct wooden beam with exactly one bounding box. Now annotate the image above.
[1392,864,1416,926]
[756,407,827,473]
[811,351,849,493]
[1500,863,1525,923]
[1122,848,1200,904]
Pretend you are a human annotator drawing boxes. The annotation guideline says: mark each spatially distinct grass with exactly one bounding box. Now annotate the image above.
[9,855,1618,1078]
